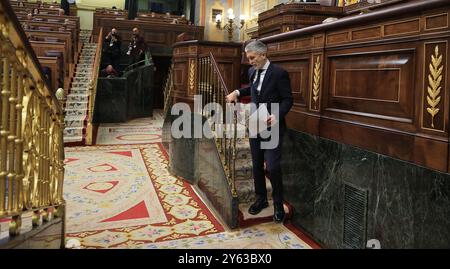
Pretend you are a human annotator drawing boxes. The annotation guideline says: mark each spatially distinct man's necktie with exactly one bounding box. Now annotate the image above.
[251,69,262,96]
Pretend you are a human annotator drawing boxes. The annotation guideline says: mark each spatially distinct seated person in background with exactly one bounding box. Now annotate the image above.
[26,13,33,21]
[171,18,179,24]
[165,12,171,19]
[103,28,122,70]
[32,8,40,15]
[58,8,65,16]
[18,1,25,7]
[100,65,119,78]
[126,27,146,65]
[151,12,156,18]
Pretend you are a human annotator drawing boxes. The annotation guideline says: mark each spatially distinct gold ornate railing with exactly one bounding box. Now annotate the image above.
[85,27,103,145]
[0,1,65,235]
[198,52,238,197]
[163,63,174,117]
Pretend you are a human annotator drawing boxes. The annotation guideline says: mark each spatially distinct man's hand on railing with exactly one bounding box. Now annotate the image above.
[226,90,239,103]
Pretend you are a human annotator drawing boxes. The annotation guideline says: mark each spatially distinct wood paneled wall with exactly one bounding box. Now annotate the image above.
[258,0,450,172]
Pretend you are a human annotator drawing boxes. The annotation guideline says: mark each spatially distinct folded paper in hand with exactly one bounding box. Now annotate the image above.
[248,104,269,137]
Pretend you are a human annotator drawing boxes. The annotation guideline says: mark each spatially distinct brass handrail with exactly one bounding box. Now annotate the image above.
[85,27,103,145]
[0,0,65,235]
[198,52,238,197]
[163,63,174,117]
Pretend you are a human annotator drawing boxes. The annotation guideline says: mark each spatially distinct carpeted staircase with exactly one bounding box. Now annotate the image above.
[63,30,97,144]
[216,104,290,227]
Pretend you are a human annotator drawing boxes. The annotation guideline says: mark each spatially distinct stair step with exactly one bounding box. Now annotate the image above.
[69,88,89,93]
[64,127,84,137]
[75,70,93,74]
[67,95,89,102]
[73,77,91,83]
[66,102,88,110]
[64,121,85,128]
[236,138,251,160]
[71,83,90,88]
[65,110,87,116]
[76,65,93,69]
[65,115,86,121]
[234,157,253,181]
[69,91,89,96]
[235,178,272,204]
[238,201,291,227]
[64,136,84,143]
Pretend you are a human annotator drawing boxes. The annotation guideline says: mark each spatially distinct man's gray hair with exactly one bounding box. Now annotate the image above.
[245,40,267,54]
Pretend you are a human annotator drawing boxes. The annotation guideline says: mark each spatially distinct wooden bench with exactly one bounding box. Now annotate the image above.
[37,56,60,91]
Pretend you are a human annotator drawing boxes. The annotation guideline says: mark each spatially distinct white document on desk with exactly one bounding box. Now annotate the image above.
[248,104,269,137]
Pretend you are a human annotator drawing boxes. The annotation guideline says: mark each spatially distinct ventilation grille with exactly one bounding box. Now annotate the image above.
[343,183,368,249]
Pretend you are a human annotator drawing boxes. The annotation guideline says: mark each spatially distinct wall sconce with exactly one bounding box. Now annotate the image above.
[215,8,247,41]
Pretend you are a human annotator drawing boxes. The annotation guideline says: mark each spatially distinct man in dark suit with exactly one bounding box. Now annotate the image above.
[226,40,293,223]
[126,27,146,66]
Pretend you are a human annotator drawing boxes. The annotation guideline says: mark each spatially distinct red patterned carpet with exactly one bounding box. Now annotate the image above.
[64,143,224,248]
[63,112,315,249]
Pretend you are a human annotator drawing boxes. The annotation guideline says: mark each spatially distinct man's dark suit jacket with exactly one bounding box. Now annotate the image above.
[238,63,293,128]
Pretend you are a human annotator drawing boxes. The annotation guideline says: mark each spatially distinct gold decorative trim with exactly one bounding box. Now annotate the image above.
[189,59,196,94]
[312,56,321,109]
[0,21,9,39]
[426,45,443,128]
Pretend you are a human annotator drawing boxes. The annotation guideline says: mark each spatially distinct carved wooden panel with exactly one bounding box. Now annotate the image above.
[327,31,350,45]
[278,60,309,107]
[421,41,448,133]
[327,49,415,122]
[383,19,420,37]
[173,63,186,93]
[351,26,382,41]
[425,12,449,31]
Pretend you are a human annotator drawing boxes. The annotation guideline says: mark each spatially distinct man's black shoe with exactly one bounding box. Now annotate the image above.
[273,204,285,223]
[248,199,269,215]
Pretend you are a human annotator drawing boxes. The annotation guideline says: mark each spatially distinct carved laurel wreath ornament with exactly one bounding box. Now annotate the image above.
[312,56,321,108]
[426,45,443,128]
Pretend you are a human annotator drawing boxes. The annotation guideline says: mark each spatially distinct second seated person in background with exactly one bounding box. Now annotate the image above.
[100,64,119,78]
[103,28,122,70]
[126,27,146,65]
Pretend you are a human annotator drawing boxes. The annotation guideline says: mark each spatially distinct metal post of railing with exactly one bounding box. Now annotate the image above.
[15,73,25,211]
[7,65,17,213]
[44,109,50,206]
[232,109,237,195]
[201,58,205,116]
[1,57,11,215]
